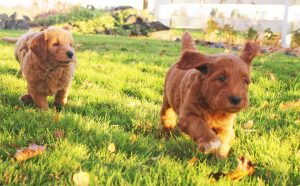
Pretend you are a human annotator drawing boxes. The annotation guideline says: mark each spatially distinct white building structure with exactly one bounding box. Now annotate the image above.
[153,0,300,47]
[1,0,299,47]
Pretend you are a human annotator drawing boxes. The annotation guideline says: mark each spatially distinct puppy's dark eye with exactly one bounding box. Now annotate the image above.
[218,75,226,82]
[53,42,59,46]
[243,78,250,84]
[70,43,73,47]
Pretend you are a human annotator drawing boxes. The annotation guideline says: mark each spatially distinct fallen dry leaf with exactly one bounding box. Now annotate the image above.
[54,130,65,139]
[260,101,270,108]
[279,99,300,111]
[209,156,255,181]
[159,49,166,56]
[14,105,22,110]
[150,156,160,161]
[15,144,46,161]
[73,171,89,186]
[265,171,272,180]
[108,143,116,153]
[49,173,60,180]
[295,120,300,125]
[242,120,254,129]
[227,156,255,180]
[158,144,163,150]
[129,134,138,142]
[53,113,61,123]
[268,72,276,81]
[127,102,136,107]
[268,114,277,120]
[3,171,10,184]
[188,156,198,166]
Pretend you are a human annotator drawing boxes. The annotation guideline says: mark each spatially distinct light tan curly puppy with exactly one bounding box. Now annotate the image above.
[3,27,76,110]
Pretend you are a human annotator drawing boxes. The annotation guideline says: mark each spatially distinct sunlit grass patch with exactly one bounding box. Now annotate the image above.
[0,30,299,185]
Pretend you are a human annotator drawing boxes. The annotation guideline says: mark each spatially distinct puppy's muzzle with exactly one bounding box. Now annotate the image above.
[66,51,74,59]
[228,96,241,105]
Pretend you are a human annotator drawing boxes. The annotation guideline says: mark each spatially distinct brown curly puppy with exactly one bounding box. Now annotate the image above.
[3,27,76,110]
[161,32,260,158]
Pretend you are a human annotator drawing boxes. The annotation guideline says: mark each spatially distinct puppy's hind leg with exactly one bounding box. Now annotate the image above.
[160,94,177,133]
[54,89,69,112]
[31,94,48,110]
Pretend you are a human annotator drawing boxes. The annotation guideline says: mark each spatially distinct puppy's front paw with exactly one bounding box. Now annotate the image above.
[55,104,63,112]
[198,139,222,154]
[19,94,33,105]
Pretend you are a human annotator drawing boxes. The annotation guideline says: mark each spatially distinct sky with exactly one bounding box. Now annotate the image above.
[0,0,155,10]
[0,0,32,8]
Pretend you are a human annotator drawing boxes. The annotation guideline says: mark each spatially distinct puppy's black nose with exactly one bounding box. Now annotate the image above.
[66,51,73,59]
[229,96,241,105]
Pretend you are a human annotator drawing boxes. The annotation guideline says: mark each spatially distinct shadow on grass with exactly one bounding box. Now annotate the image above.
[0,92,24,107]
[1,97,298,185]
[66,101,134,131]
[0,67,19,76]
[253,55,300,81]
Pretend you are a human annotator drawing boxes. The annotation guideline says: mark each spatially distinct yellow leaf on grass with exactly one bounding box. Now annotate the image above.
[129,134,138,142]
[54,113,61,123]
[227,156,255,181]
[73,171,89,186]
[150,156,160,161]
[14,105,22,110]
[242,120,254,129]
[158,144,163,150]
[268,72,276,81]
[279,99,300,111]
[15,144,46,161]
[269,114,277,120]
[188,157,198,166]
[108,143,116,153]
[209,156,255,181]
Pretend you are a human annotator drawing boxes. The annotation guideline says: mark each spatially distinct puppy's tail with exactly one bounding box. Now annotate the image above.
[2,37,18,43]
[181,32,197,52]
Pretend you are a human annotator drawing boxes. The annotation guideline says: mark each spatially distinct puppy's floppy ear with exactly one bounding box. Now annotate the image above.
[29,32,47,61]
[240,41,260,65]
[176,50,213,74]
[62,25,72,31]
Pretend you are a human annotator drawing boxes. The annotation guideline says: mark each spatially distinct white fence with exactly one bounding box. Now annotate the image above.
[153,0,300,47]
[2,0,299,47]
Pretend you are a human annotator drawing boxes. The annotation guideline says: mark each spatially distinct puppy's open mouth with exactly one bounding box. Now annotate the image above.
[227,107,242,113]
[60,61,70,64]
[59,61,73,66]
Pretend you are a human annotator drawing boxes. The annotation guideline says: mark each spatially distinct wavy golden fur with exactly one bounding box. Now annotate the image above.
[7,27,76,110]
[161,32,260,158]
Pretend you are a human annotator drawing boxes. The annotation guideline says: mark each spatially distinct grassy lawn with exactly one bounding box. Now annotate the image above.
[0,29,299,185]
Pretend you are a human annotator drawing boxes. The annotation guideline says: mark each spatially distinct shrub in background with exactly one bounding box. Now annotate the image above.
[32,6,156,36]
[206,19,219,35]
[72,15,115,34]
[222,24,236,43]
[247,27,258,40]
[33,6,106,26]
[112,8,155,36]
[263,28,280,46]
[292,29,300,47]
